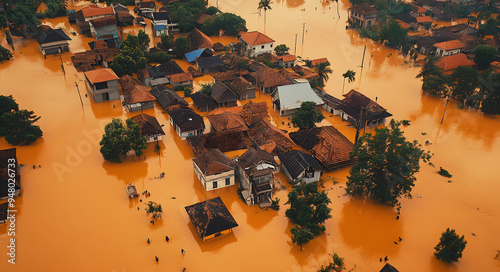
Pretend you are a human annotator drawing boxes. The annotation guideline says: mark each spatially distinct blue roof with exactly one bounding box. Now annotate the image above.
[155,24,166,31]
[185,48,206,63]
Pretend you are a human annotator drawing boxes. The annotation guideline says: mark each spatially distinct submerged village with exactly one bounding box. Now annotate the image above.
[1,0,500,271]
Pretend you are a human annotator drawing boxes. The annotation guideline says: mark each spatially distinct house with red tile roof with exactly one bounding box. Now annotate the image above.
[238,31,275,57]
[435,53,475,74]
[84,68,120,103]
[278,55,296,68]
[81,5,115,21]
[118,75,156,112]
[306,58,329,68]
[416,16,433,31]
[192,149,236,191]
[434,40,464,57]
[130,113,165,143]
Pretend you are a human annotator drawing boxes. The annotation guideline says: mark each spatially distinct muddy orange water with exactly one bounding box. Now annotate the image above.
[1,1,500,271]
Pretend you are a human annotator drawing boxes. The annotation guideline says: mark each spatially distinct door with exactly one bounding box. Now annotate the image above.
[102,93,110,101]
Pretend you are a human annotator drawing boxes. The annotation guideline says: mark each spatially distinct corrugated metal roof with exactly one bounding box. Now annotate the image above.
[275,82,323,110]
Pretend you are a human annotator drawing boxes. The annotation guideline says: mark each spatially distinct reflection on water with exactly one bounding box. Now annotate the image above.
[0,0,499,271]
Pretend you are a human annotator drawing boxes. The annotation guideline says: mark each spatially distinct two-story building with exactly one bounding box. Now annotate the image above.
[237,31,275,58]
[348,3,378,28]
[278,150,323,184]
[84,68,120,103]
[151,12,178,37]
[35,25,72,56]
[434,40,464,57]
[193,149,235,191]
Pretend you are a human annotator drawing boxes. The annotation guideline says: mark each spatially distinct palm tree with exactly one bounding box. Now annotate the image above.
[315,61,333,88]
[258,0,273,31]
[332,0,340,18]
[416,57,442,80]
[342,70,356,94]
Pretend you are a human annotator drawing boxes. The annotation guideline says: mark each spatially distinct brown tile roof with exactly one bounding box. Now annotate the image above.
[278,54,296,62]
[82,6,114,18]
[91,16,117,28]
[342,90,392,120]
[349,3,378,15]
[250,68,292,89]
[193,149,235,176]
[187,27,214,49]
[220,53,251,70]
[433,39,464,50]
[239,101,269,126]
[212,70,237,82]
[212,42,225,51]
[228,76,254,96]
[259,52,279,64]
[247,120,294,155]
[237,147,278,170]
[169,72,193,83]
[435,53,475,73]
[139,1,156,9]
[130,113,165,136]
[196,13,214,24]
[211,81,238,104]
[118,75,156,104]
[188,66,204,77]
[279,69,301,79]
[412,4,427,14]
[416,16,432,23]
[116,11,135,23]
[190,91,217,112]
[307,58,329,67]
[184,196,238,239]
[239,31,275,46]
[187,130,248,155]
[84,68,119,84]
[72,51,99,66]
[289,126,356,169]
[207,111,248,132]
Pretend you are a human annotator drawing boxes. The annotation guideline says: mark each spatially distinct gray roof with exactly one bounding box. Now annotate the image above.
[196,55,224,70]
[274,82,323,110]
[278,150,323,180]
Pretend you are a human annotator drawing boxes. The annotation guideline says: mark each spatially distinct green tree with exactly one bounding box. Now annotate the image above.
[434,228,467,263]
[274,44,289,56]
[201,83,213,95]
[111,31,149,76]
[160,33,175,49]
[0,110,42,145]
[379,19,408,49]
[318,252,345,272]
[0,95,19,116]
[147,51,173,64]
[422,75,448,97]
[473,45,497,69]
[99,118,147,163]
[146,201,163,219]
[137,30,151,53]
[345,120,431,209]
[171,5,196,32]
[286,182,332,250]
[342,70,356,94]
[478,18,498,38]
[258,0,273,29]
[209,12,247,36]
[206,6,220,15]
[173,36,192,58]
[416,57,442,80]
[0,45,13,62]
[448,66,479,102]
[315,61,333,87]
[110,54,137,77]
[290,225,314,251]
[291,101,325,130]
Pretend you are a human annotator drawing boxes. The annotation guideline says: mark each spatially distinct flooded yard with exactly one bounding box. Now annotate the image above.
[1,0,500,271]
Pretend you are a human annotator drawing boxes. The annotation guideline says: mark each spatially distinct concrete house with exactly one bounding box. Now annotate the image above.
[130,113,165,143]
[335,89,393,127]
[150,85,188,111]
[35,25,71,56]
[90,16,119,44]
[278,55,296,68]
[192,149,236,191]
[118,75,156,112]
[236,148,278,207]
[168,107,205,139]
[250,66,292,94]
[435,53,475,75]
[151,12,178,37]
[190,91,218,112]
[139,61,184,86]
[278,150,323,184]
[238,31,275,57]
[84,68,120,103]
[271,82,324,116]
[348,3,378,28]
[169,72,194,88]
[0,148,21,201]
[434,40,464,57]
[185,196,238,241]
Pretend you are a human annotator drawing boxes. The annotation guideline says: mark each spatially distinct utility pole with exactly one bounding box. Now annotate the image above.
[75,82,83,107]
[354,107,365,146]
[294,34,298,55]
[301,23,306,45]
[440,95,449,124]
[360,45,366,68]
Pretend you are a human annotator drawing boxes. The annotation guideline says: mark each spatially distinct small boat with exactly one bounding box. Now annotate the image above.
[126,184,138,198]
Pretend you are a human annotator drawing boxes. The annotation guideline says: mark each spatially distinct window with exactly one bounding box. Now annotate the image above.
[225,178,230,186]
[95,82,108,90]
[213,181,218,189]
[253,47,256,51]
[261,45,264,49]
[270,44,273,48]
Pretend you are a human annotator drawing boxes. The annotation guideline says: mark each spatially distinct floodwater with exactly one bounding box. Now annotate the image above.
[1,0,500,271]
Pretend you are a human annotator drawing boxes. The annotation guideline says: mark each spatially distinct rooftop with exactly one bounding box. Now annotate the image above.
[349,3,378,15]
[239,31,275,46]
[435,53,475,73]
[206,110,248,132]
[278,150,323,180]
[416,16,432,23]
[84,68,119,84]
[81,5,114,18]
[193,149,235,176]
[184,196,238,239]
[247,120,294,155]
[274,82,324,110]
[168,107,204,132]
[187,130,248,156]
[118,75,156,104]
[130,113,165,136]
[187,27,214,49]
[35,25,71,45]
[434,39,464,50]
